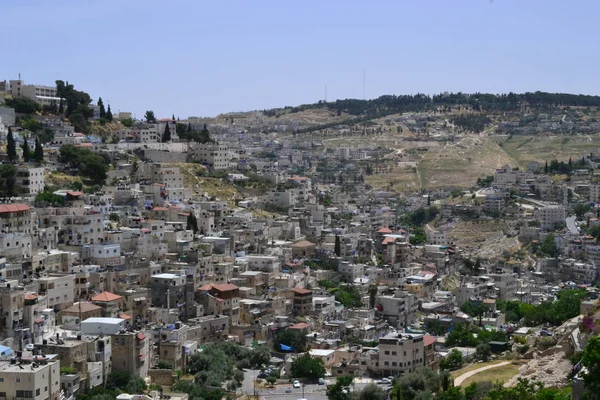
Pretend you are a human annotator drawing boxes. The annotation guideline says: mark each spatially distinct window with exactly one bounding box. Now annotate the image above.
[36,388,40,396]
[392,351,397,355]
[384,350,389,355]
[384,361,389,366]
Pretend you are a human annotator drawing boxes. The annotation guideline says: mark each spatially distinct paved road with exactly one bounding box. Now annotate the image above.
[453,361,511,386]
[242,370,375,400]
[566,215,579,235]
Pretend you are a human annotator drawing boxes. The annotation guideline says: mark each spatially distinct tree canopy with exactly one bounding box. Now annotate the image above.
[59,144,108,185]
[290,353,326,381]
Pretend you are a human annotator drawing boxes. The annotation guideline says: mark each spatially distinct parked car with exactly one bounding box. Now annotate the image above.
[540,330,553,337]
[25,343,34,351]
[377,378,392,385]
[293,380,301,388]
[257,373,268,379]
[318,378,325,385]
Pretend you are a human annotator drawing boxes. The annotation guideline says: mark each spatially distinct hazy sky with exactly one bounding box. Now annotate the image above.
[1,0,598,119]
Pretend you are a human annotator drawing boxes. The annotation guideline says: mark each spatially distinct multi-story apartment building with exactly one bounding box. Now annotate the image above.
[112,330,150,378]
[456,278,496,306]
[191,143,230,170]
[15,166,45,195]
[0,356,61,400]
[534,205,566,231]
[37,274,75,311]
[487,273,518,301]
[291,287,313,316]
[149,273,197,321]
[0,203,34,234]
[80,243,122,267]
[375,292,418,329]
[186,314,230,344]
[196,283,240,325]
[151,164,187,201]
[378,333,425,376]
[246,255,280,272]
[0,283,25,337]
[6,79,63,106]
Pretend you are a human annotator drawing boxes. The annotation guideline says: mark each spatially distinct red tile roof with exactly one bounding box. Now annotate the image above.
[212,283,239,292]
[198,283,239,292]
[119,313,132,320]
[152,207,169,211]
[289,322,310,330]
[0,204,30,214]
[382,236,397,245]
[423,334,436,347]
[91,291,122,302]
[291,240,315,248]
[24,293,38,300]
[66,191,84,197]
[291,287,312,295]
[377,227,393,234]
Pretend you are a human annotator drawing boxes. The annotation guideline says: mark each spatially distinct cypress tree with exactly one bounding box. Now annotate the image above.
[22,137,30,162]
[162,122,171,142]
[106,105,113,121]
[334,235,341,257]
[34,137,43,163]
[98,97,106,119]
[544,161,549,174]
[7,127,17,162]
[58,98,64,114]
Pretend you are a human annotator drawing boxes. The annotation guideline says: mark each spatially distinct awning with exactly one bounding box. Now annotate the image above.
[138,354,146,359]
[133,297,147,302]
[34,318,44,324]
[136,332,145,340]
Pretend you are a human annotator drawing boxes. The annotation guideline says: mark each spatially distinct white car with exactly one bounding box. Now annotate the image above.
[293,380,301,388]
[25,343,34,351]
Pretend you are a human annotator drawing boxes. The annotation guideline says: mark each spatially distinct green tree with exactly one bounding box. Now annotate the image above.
[58,98,64,114]
[0,164,18,198]
[460,301,488,327]
[7,127,17,161]
[446,324,478,348]
[354,383,388,400]
[540,234,557,257]
[475,344,491,361]
[290,353,325,381]
[335,234,341,257]
[162,121,171,142]
[5,96,41,114]
[409,226,427,245]
[186,213,199,234]
[121,117,134,127]
[439,349,463,371]
[368,284,378,309]
[573,203,591,218]
[98,97,106,119]
[581,335,600,395]
[21,136,30,162]
[326,375,354,400]
[144,110,156,123]
[34,137,43,163]
[106,104,113,121]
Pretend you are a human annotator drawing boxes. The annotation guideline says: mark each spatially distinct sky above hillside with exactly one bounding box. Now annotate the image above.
[1,0,598,119]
